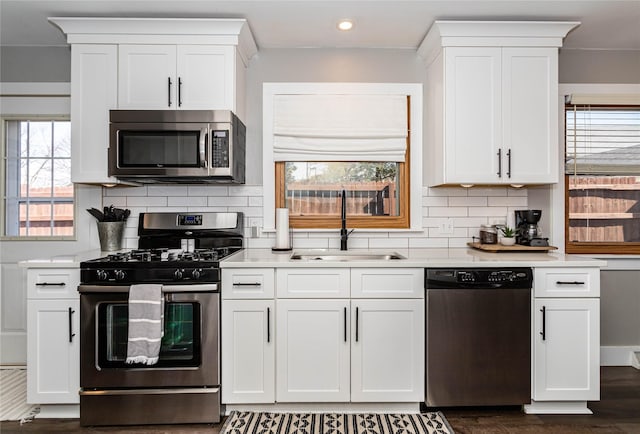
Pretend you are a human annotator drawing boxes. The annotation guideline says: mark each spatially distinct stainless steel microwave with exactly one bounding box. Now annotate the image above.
[109,110,245,183]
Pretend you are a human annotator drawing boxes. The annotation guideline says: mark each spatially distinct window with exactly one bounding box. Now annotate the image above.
[275,159,409,229]
[3,118,74,237]
[565,102,640,253]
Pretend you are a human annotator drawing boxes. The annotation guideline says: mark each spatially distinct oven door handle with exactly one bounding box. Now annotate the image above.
[78,283,218,293]
[80,387,220,396]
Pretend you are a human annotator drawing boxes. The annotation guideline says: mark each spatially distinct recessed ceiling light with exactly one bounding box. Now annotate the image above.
[337,20,354,31]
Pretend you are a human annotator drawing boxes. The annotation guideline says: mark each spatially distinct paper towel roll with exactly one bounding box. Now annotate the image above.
[275,208,290,249]
[506,211,515,229]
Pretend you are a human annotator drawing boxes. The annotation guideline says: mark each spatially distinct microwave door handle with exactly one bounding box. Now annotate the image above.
[200,128,208,169]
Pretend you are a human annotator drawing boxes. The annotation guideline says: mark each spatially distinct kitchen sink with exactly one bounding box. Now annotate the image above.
[290,251,406,261]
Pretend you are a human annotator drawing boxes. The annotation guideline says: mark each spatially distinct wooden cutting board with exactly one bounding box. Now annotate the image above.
[467,242,558,252]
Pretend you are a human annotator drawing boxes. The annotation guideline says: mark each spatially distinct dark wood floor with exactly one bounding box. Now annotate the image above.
[2,367,638,433]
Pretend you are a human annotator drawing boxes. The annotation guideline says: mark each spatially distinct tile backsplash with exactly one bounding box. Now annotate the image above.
[104,185,528,250]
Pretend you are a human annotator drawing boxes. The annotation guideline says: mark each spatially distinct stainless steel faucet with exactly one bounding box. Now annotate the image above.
[340,189,354,251]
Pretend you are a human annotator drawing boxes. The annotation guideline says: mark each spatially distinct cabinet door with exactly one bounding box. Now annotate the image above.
[177,45,234,110]
[502,48,558,183]
[276,299,350,402]
[351,299,424,402]
[71,44,118,184]
[27,299,79,404]
[533,298,600,401]
[118,45,177,109]
[221,300,275,403]
[444,47,502,184]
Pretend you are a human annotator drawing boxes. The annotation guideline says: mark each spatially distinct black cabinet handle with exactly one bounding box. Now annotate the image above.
[497,148,502,178]
[35,282,65,287]
[167,77,172,107]
[178,77,183,107]
[267,307,270,343]
[68,307,76,343]
[507,148,512,178]
[556,281,585,285]
[355,306,359,342]
[343,307,347,342]
[540,306,546,341]
[232,282,262,287]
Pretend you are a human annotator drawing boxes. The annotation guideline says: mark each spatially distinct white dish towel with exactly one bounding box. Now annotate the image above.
[126,284,164,365]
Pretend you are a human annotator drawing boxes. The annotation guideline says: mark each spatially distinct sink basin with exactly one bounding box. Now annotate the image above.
[290,251,406,261]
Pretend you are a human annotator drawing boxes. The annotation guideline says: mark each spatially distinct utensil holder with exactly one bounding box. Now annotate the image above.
[97,221,125,251]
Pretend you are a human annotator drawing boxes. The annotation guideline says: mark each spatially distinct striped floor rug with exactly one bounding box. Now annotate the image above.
[221,411,454,434]
[0,368,40,423]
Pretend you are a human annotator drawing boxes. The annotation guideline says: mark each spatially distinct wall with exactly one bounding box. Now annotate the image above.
[0,47,71,82]
[559,49,640,84]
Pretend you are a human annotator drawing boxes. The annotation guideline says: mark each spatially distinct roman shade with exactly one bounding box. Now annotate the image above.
[565,95,640,175]
[272,94,408,162]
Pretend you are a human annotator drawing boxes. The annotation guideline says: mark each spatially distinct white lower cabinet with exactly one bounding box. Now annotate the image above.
[532,298,600,401]
[351,299,424,402]
[221,299,275,403]
[276,299,350,402]
[27,299,80,404]
[26,267,80,405]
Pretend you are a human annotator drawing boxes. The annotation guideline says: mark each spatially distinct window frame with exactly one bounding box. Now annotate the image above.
[1,114,75,241]
[262,82,422,232]
[564,104,640,254]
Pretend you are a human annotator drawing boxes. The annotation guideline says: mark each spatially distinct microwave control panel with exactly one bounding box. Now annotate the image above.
[211,130,230,168]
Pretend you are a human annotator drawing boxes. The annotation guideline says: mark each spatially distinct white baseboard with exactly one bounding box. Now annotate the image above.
[524,401,592,415]
[600,346,640,367]
[36,404,79,419]
[225,403,421,415]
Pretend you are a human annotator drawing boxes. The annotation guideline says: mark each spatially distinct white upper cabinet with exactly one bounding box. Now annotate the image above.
[118,45,236,110]
[48,17,257,185]
[419,21,579,186]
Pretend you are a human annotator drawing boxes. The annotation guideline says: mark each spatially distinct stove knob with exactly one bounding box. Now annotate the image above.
[114,270,126,281]
[174,269,184,280]
[191,269,202,280]
[96,270,108,281]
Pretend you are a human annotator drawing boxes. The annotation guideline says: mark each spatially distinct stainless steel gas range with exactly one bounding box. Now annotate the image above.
[78,212,243,426]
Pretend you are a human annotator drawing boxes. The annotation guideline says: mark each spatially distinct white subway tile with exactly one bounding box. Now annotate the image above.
[428,207,468,217]
[488,196,528,207]
[228,206,263,217]
[127,196,167,207]
[422,217,448,228]
[292,238,330,249]
[508,187,529,197]
[421,196,448,207]
[428,227,468,238]
[208,196,248,207]
[147,206,183,213]
[328,237,369,249]
[103,196,127,207]
[448,196,487,207]
[468,187,507,197]
[246,238,277,249]
[168,196,207,207]
[449,238,472,248]
[409,237,448,248]
[369,238,409,249]
[148,186,188,197]
[187,186,229,196]
[468,207,508,217]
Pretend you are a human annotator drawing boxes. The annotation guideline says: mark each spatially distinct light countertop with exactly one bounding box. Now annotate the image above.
[220,248,608,268]
[18,249,121,268]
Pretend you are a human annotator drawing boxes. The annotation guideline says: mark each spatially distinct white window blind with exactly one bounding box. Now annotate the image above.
[565,96,640,175]
[272,94,408,162]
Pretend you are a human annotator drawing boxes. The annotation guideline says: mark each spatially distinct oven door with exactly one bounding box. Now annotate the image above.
[79,284,219,389]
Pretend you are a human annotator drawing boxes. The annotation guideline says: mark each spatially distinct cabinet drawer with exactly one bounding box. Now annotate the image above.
[222,269,275,299]
[351,268,424,299]
[276,268,350,298]
[534,268,600,298]
[27,268,80,299]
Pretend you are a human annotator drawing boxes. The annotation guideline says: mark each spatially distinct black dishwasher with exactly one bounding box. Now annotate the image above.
[425,268,532,407]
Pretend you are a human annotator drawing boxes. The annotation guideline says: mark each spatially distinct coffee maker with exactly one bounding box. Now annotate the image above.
[515,210,548,246]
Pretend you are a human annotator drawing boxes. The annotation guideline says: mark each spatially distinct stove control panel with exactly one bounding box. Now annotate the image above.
[81,266,219,285]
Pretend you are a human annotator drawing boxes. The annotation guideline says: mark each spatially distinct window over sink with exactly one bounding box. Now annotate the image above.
[263,83,422,231]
